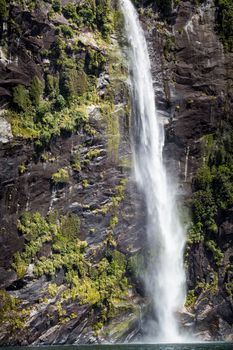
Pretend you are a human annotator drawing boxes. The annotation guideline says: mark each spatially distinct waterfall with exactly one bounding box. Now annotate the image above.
[120,0,186,342]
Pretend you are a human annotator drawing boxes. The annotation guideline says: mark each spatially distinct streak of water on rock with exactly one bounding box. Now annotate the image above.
[120,0,186,342]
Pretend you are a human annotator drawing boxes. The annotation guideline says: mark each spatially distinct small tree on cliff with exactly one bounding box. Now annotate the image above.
[156,0,172,17]
[29,76,43,107]
[0,0,7,21]
[0,0,7,38]
[12,85,31,112]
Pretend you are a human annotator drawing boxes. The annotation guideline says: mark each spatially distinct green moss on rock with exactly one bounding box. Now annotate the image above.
[215,0,233,52]
[0,290,27,330]
[0,0,7,21]
[206,240,224,267]
[51,168,70,184]
[12,85,31,112]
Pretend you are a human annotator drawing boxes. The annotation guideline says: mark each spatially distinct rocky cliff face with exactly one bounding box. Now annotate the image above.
[0,0,232,344]
[143,0,233,341]
[0,0,147,344]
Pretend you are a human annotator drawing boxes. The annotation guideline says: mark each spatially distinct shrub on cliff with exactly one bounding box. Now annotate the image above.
[134,0,172,18]
[60,25,74,38]
[52,0,61,13]
[18,211,51,241]
[193,165,212,191]
[213,165,233,209]
[62,3,77,21]
[54,94,66,111]
[12,85,31,112]
[206,240,224,266]
[45,74,59,98]
[0,0,7,21]
[156,0,172,17]
[77,0,96,28]
[192,190,217,233]
[85,48,107,76]
[215,0,233,51]
[59,68,78,102]
[190,131,233,244]
[51,168,70,184]
[13,78,43,111]
[96,0,113,37]
[29,76,43,107]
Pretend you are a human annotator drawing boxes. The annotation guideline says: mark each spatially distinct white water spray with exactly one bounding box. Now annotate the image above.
[120,0,186,342]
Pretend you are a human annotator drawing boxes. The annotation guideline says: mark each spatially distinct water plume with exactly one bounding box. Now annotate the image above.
[120,0,187,342]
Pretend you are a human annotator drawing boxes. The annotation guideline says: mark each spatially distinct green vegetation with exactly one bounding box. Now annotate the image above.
[98,48,128,163]
[163,35,175,61]
[0,290,27,330]
[8,102,88,143]
[96,0,113,38]
[61,0,113,37]
[45,74,59,98]
[5,0,125,164]
[7,0,114,147]
[12,211,82,279]
[76,0,96,28]
[192,190,217,234]
[93,179,128,219]
[10,210,130,325]
[206,240,224,266]
[60,25,74,38]
[185,271,218,307]
[215,0,233,52]
[86,148,102,160]
[109,215,118,229]
[29,76,43,107]
[60,213,80,239]
[101,102,120,162]
[62,3,78,21]
[82,179,89,188]
[1,0,132,333]
[187,221,204,246]
[156,0,172,17]
[71,151,81,172]
[51,168,70,184]
[0,0,7,21]
[63,249,129,306]
[52,0,61,13]
[128,252,145,281]
[12,252,28,279]
[48,283,58,297]
[18,163,27,175]
[185,289,197,307]
[12,85,31,112]
[18,211,52,241]
[54,94,66,111]
[188,129,233,259]
[59,68,82,102]
[134,0,172,18]
[226,281,233,301]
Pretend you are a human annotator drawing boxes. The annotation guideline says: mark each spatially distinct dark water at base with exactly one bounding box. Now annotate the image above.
[3,344,233,350]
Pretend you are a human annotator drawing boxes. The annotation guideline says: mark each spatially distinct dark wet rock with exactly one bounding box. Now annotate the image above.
[141,0,233,341]
[0,268,17,289]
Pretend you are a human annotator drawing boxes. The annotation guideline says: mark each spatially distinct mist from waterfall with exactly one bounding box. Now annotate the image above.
[120,0,187,342]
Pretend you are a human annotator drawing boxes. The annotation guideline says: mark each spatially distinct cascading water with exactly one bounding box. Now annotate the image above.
[120,0,187,342]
